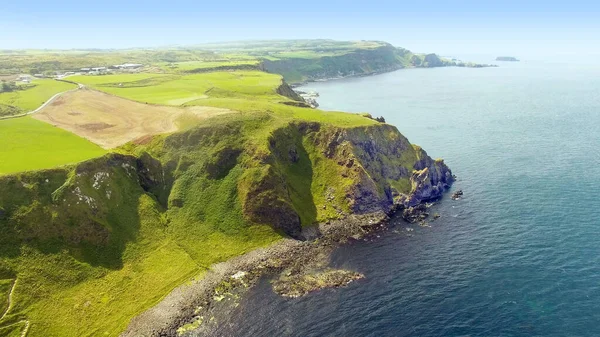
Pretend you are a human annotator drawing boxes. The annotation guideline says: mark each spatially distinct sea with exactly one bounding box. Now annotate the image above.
[203,58,600,336]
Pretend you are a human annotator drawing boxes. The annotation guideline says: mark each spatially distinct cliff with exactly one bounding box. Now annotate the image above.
[262,43,494,84]
[262,44,404,83]
[0,92,452,336]
[0,120,452,257]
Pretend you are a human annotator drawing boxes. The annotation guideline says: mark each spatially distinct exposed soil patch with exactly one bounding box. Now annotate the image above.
[33,89,232,149]
[132,134,154,145]
[78,122,114,132]
[50,98,65,106]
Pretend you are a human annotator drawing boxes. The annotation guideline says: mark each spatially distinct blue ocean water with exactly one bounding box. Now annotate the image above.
[208,60,600,337]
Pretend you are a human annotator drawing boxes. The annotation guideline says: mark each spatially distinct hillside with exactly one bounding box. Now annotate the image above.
[0,109,452,337]
[0,40,456,336]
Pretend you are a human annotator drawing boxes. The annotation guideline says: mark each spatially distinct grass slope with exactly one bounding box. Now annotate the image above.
[0,80,76,117]
[0,117,106,175]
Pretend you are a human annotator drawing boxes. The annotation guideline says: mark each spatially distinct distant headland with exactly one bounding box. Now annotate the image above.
[496,56,519,62]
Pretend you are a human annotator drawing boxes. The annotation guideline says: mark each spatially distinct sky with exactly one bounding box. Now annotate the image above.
[2,0,600,58]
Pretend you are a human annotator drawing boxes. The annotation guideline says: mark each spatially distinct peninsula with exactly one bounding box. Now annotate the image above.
[0,39,458,337]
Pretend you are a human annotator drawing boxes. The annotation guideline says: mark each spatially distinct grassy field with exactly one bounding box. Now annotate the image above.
[0,117,106,174]
[70,71,375,128]
[157,60,260,73]
[70,71,286,106]
[0,49,220,75]
[0,79,76,116]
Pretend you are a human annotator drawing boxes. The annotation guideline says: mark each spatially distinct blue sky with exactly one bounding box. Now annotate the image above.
[1,0,600,57]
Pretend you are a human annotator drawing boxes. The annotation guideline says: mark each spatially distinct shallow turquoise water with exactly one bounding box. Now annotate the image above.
[206,61,600,336]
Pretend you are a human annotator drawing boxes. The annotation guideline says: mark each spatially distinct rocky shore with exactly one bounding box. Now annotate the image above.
[121,119,455,337]
[121,211,390,337]
[122,171,454,336]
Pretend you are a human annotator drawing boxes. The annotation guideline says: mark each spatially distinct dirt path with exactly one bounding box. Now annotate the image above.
[0,279,30,337]
[0,278,17,321]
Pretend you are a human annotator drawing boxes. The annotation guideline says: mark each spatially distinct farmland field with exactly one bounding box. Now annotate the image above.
[0,79,76,117]
[69,71,284,106]
[33,89,232,149]
[157,60,260,72]
[71,71,374,127]
[0,117,106,174]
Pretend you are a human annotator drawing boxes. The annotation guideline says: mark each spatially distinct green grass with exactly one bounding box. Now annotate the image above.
[70,71,283,106]
[71,70,377,128]
[0,278,12,313]
[66,73,167,86]
[0,80,76,116]
[157,60,260,73]
[0,117,106,175]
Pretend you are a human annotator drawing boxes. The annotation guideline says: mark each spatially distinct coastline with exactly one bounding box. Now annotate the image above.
[288,62,497,88]
[121,66,456,337]
[121,211,390,337]
[288,65,404,88]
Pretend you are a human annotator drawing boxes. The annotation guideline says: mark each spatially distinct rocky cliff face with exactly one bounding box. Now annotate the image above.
[0,115,453,336]
[262,44,404,83]
[239,122,453,237]
[0,120,452,248]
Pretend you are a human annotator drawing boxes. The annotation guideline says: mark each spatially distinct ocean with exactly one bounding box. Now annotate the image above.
[203,59,600,336]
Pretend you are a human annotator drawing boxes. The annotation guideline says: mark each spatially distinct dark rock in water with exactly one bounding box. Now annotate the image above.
[402,203,430,223]
[272,269,365,298]
[451,190,464,200]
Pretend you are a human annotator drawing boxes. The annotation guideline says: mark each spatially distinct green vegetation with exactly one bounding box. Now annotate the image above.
[70,71,284,106]
[0,68,423,335]
[0,49,220,75]
[0,79,76,116]
[0,278,13,312]
[157,60,260,73]
[0,39,455,336]
[0,117,106,175]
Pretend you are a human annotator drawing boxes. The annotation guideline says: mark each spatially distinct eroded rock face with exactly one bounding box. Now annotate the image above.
[315,124,453,215]
[242,165,303,239]
[400,149,454,208]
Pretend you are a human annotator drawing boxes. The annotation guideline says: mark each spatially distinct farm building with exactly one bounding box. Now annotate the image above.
[114,63,143,69]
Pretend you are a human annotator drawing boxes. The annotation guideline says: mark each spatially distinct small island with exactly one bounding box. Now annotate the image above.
[496,56,519,62]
